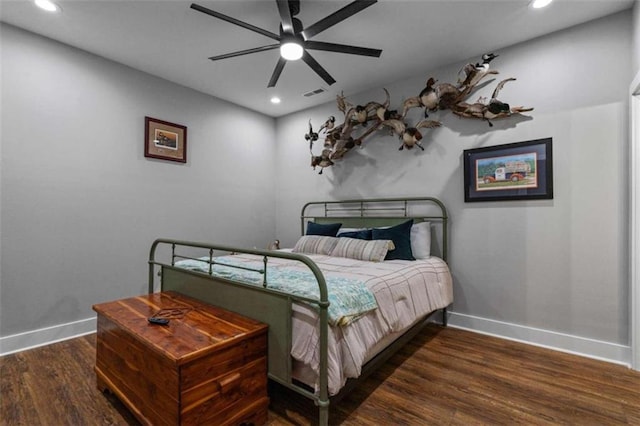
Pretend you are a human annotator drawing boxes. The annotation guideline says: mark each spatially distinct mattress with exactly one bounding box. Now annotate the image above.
[176,252,453,395]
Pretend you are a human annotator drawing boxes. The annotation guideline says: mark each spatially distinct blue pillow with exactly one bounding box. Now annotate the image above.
[337,229,372,240]
[306,221,342,237]
[371,219,415,260]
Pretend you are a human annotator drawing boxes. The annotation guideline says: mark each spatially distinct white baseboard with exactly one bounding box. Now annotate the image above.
[447,311,632,367]
[0,311,632,368]
[0,316,97,356]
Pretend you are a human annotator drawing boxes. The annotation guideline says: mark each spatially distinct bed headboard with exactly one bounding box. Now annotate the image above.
[300,197,448,262]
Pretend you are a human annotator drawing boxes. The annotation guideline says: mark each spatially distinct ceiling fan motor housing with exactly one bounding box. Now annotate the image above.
[289,0,300,16]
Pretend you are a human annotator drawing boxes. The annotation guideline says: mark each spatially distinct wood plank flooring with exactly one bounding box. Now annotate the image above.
[1,325,639,425]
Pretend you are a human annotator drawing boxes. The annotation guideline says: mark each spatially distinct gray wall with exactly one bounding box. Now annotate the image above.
[634,0,640,74]
[0,9,635,355]
[275,11,632,345]
[0,24,277,337]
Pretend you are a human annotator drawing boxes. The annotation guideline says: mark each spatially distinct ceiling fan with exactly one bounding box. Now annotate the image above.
[190,0,382,88]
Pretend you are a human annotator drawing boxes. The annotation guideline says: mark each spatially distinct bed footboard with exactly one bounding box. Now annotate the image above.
[148,239,332,424]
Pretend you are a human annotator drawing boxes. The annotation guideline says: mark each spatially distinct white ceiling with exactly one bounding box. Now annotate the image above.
[1,0,634,117]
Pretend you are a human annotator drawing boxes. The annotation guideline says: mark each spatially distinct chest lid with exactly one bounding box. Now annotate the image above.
[93,291,267,365]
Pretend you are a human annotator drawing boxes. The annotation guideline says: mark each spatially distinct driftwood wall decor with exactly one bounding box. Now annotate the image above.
[307,53,533,174]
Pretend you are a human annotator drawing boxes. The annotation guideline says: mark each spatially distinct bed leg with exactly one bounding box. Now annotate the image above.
[442,307,448,326]
[318,400,329,426]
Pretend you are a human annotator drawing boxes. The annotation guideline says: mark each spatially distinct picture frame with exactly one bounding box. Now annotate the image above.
[463,138,553,202]
[144,116,187,163]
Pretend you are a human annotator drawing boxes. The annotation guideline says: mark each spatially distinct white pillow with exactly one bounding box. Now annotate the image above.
[410,221,431,259]
[330,238,394,262]
[292,235,339,255]
[368,221,431,259]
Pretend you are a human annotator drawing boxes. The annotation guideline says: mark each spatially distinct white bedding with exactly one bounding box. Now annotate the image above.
[176,252,453,395]
[287,253,453,395]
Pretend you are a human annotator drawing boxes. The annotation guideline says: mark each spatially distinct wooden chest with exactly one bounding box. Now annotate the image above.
[93,291,269,426]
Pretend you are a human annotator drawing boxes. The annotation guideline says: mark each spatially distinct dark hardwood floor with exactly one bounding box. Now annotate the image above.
[1,325,639,425]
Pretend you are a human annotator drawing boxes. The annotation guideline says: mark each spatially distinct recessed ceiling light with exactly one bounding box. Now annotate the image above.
[270,96,281,104]
[531,0,553,9]
[34,0,61,12]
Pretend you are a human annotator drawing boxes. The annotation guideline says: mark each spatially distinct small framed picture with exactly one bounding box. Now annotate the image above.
[144,116,187,163]
[463,138,553,202]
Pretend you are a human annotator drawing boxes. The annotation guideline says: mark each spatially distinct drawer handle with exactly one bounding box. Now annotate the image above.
[216,372,241,394]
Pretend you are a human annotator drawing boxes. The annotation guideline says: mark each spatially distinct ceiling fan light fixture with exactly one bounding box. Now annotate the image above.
[280,41,303,61]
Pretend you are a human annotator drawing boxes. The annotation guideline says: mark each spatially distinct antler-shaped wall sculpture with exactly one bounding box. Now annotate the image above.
[307,53,533,174]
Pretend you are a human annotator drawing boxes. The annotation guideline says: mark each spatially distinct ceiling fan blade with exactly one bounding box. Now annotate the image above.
[208,44,280,61]
[302,51,336,86]
[302,0,377,40]
[191,3,280,41]
[304,41,381,57]
[268,57,287,87]
[276,0,294,34]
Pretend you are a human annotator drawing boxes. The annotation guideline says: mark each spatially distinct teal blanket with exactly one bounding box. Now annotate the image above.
[176,256,377,326]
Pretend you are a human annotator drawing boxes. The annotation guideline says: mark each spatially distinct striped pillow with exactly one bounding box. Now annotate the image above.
[330,238,394,262]
[292,235,339,255]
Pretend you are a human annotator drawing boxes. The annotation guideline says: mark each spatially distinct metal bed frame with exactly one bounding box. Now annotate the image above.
[147,197,449,425]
